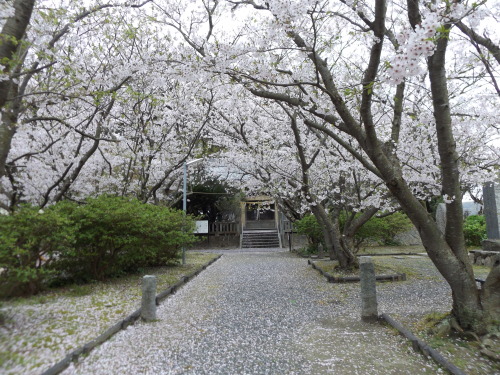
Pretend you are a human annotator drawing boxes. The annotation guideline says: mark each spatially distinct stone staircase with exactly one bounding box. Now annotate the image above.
[241,230,280,248]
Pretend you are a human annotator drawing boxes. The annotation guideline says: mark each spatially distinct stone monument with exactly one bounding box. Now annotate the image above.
[469,181,500,266]
[483,181,500,252]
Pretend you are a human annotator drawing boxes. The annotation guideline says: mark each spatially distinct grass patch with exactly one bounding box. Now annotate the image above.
[371,259,421,278]
[314,258,411,278]
[314,260,339,275]
[472,264,491,279]
[411,312,500,375]
[359,245,425,255]
[413,311,450,333]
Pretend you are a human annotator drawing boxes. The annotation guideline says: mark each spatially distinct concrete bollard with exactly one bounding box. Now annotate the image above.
[141,275,157,321]
[360,256,378,322]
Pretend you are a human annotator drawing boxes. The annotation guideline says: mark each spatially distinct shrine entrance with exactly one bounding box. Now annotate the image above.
[241,196,277,230]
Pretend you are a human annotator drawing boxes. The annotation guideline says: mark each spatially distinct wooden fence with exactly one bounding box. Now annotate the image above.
[209,222,239,235]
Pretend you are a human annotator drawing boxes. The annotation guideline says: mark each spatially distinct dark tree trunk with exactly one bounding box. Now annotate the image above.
[287,111,358,268]
[330,208,358,268]
[340,206,379,254]
[0,0,36,177]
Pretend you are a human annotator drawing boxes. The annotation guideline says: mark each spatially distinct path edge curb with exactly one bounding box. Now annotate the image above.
[381,313,468,375]
[39,254,223,375]
[308,259,406,283]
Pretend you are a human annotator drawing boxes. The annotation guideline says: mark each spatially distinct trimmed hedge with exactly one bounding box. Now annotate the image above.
[0,205,75,297]
[0,196,196,297]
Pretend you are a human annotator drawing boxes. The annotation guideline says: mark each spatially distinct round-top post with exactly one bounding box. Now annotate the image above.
[141,275,157,321]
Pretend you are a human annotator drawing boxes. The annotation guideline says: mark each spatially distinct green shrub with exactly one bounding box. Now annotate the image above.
[293,211,413,251]
[0,205,75,297]
[0,196,197,297]
[294,214,323,250]
[349,211,413,246]
[463,215,486,247]
[56,195,196,282]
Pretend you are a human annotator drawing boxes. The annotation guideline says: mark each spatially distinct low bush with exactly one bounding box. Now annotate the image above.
[352,212,413,246]
[293,211,413,252]
[55,195,197,282]
[294,214,323,251]
[463,215,486,247]
[0,196,197,297]
[0,205,75,297]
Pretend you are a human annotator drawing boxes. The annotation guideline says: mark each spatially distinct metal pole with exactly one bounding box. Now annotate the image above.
[182,161,187,265]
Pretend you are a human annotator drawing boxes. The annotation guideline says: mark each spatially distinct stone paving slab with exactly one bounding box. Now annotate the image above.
[62,250,442,374]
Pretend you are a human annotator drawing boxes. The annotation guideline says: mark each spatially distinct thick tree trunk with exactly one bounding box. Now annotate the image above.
[0,0,36,108]
[374,158,485,332]
[0,109,17,178]
[0,0,36,178]
[244,0,495,334]
[310,204,358,268]
[341,206,379,253]
[310,205,333,259]
[330,208,358,268]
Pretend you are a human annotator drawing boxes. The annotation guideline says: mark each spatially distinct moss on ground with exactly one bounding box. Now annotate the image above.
[313,257,419,279]
[412,312,500,375]
[359,245,426,255]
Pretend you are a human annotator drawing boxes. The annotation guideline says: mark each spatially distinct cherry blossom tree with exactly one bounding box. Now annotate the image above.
[2,0,500,335]
[1,0,216,208]
[218,0,500,333]
[157,0,500,333]
[207,90,397,267]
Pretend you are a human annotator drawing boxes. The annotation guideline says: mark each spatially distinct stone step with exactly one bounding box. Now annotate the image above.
[242,237,279,242]
[242,244,280,248]
[241,230,280,248]
[242,242,280,247]
[242,242,279,246]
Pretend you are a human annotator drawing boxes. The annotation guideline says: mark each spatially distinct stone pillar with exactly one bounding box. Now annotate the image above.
[317,243,325,258]
[240,201,247,230]
[483,181,500,239]
[436,203,446,235]
[482,182,500,252]
[141,275,157,321]
[360,257,378,322]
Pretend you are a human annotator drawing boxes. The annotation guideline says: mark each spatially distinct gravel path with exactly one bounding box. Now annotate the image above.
[62,250,442,375]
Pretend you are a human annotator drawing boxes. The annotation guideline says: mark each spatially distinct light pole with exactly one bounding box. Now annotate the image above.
[182,158,203,265]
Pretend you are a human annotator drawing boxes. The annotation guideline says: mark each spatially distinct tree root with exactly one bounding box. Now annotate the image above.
[480,333,500,362]
[450,316,463,334]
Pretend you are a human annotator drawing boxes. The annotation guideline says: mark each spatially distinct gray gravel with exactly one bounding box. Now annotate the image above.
[374,256,452,323]
[62,250,443,374]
